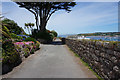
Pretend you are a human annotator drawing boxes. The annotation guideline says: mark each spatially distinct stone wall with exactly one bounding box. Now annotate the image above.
[66,39,120,79]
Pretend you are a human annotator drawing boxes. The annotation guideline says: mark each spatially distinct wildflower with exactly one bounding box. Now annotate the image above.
[34,46,36,49]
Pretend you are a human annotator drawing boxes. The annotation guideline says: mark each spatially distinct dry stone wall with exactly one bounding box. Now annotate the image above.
[66,39,120,80]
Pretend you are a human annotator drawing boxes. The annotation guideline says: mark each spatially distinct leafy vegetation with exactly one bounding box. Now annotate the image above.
[1,18,41,74]
[51,30,58,37]
[2,40,20,65]
[24,23,34,34]
[2,18,26,35]
[2,26,11,39]
[30,48,35,54]
[10,33,23,39]
[32,29,57,43]
[24,37,36,43]
[23,48,30,58]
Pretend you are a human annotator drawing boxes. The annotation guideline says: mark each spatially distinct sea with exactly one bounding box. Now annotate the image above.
[58,34,74,38]
[58,35,120,41]
[86,36,120,41]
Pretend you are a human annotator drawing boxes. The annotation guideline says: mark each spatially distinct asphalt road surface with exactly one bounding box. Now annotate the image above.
[3,39,97,78]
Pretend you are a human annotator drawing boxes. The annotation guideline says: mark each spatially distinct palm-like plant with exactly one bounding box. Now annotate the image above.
[24,23,34,35]
[31,23,34,30]
[25,23,30,34]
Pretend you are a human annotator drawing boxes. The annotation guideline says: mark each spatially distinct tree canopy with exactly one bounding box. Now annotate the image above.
[15,2,76,32]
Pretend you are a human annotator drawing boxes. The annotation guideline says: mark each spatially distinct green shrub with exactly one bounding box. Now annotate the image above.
[36,43,40,50]
[2,18,25,35]
[2,39,14,52]
[32,30,53,43]
[22,36,26,39]
[51,30,58,37]
[2,40,20,64]
[2,26,10,34]
[10,33,17,38]
[36,41,40,44]
[30,48,35,54]
[23,48,30,58]
[35,41,40,50]
[50,33,54,40]
[2,26,11,39]
[10,33,23,39]
[24,37,36,43]
[17,36,23,39]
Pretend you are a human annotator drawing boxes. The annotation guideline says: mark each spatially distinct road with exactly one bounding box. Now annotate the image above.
[3,39,97,78]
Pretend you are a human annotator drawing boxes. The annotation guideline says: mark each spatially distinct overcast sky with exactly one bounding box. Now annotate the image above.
[2,2,118,35]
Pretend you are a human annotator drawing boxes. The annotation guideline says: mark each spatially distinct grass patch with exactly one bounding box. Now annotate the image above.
[74,53,79,57]
[68,47,103,80]
[68,48,79,57]
[79,58,103,80]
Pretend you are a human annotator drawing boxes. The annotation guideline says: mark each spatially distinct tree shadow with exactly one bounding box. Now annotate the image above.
[51,40,63,45]
[43,40,63,45]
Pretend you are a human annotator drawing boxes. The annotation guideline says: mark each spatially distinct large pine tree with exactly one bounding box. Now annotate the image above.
[15,2,76,32]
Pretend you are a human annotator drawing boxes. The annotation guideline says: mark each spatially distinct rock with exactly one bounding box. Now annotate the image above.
[113,66,119,72]
[66,39,120,79]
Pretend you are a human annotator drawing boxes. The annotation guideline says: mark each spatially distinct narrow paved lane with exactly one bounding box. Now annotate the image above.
[3,39,97,78]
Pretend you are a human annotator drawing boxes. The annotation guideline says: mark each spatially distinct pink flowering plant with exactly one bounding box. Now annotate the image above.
[14,41,37,56]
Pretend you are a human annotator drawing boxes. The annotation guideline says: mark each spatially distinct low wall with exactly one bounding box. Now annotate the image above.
[66,39,120,79]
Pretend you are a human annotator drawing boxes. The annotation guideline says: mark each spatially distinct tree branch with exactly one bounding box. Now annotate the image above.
[46,9,57,22]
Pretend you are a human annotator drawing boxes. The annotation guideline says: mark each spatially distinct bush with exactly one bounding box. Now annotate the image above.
[2,39,14,52]
[32,41,40,50]
[2,18,25,35]
[17,36,23,39]
[32,30,53,43]
[2,40,21,65]
[36,43,40,50]
[24,37,36,43]
[51,30,58,37]
[10,33,23,39]
[23,48,30,58]
[2,26,10,34]
[50,33,54,39]
[2,26,11,39]
[30,48,35,54]
[36,41,40,44]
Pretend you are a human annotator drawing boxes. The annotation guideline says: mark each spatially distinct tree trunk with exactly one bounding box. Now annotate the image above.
[35,14,39,30]
[40,23,46,32]
[35,18,38,30]
[39,16,47,32]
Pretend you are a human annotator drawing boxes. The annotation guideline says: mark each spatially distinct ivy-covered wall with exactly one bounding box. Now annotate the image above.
[66,39,120,79]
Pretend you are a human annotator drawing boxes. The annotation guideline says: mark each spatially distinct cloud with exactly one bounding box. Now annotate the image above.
[2,2,35,33]
[2,2,118,35]
[75,0,119,2]
[47,2,118,34]
[1,0,119,2]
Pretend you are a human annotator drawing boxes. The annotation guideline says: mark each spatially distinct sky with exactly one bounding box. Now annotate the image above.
[2,1,118,35]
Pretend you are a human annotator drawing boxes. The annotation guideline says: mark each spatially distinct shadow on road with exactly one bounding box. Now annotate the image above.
[42,38,65,45]
[43,39,63,45]
[52,40,62,45]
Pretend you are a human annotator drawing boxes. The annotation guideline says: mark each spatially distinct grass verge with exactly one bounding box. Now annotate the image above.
[68,47,103,80]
